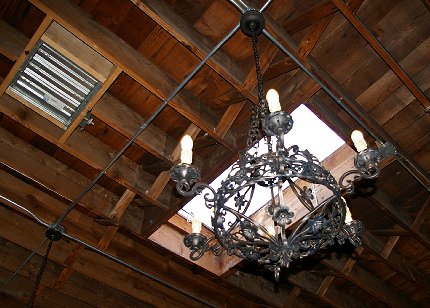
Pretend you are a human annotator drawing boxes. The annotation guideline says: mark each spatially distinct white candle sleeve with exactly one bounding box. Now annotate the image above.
[351,130,367,152]
[180,135,193,164]
[191,218,202,233]
[266,89,282,113]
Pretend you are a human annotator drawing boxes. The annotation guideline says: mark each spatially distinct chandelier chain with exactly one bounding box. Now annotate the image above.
[247,24,269,150]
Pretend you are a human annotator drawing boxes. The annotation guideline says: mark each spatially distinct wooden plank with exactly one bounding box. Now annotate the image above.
[317,276,334,297]
[41,21,113,82]
[332,0,430,111]
[321,251,410,307]
[59,66,122,143]
[29,0,237,150]
[0,205,269,307]
[215,101,246,139]
[381,236,400,259]
[371,190,430,250]
[52,189,136,290]
[284,0,337,34]
[264,11,430,190]
[0,21,28,61]
[284,286,301,307]
[92,93,179,165]
[129,0,245,86]
[0,93,171,210]
[360,219,430,296]
[0,16,52,97]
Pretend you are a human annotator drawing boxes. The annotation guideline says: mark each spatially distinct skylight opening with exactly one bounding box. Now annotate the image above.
[179,104,345,229]
[8,41,101,128]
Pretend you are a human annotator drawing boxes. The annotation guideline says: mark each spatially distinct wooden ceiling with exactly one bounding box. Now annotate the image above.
[0,0,429,306]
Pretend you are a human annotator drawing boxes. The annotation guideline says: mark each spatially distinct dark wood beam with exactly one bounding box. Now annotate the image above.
[321,249,410,307]
[0,94,172,210]
[29,0,237,150]
[129,0,245,86]
[331,0,430,111]
[0,178,273,307]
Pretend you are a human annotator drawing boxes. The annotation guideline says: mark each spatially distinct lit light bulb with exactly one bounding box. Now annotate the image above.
[351,130,367,152]
[267,225,276,237]
[266,89,282,113]
[180,135,193,164]
[191,215,202,234]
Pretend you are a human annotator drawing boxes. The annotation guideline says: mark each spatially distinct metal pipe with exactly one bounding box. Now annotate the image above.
[64,233,215,307]
[226,0,249,12]
[1,237,48,290]
[0,198,214,307]
[54,20,241,226]
[226,0,274,13]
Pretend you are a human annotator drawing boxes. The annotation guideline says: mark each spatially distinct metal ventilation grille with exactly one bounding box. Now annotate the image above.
[9,41,101,127]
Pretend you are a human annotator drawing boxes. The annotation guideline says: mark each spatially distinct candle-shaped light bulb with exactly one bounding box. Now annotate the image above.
[191,215,202,234]
[267,225,276,237]
[345,205,353,224]
[266,89,282,113]
[180,135,193,164]
[351,130,367,152]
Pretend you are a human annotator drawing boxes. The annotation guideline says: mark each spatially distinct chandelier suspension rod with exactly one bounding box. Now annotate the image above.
[0,195,216,307]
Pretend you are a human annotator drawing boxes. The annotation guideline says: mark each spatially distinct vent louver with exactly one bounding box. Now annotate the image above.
[9,41,101,127]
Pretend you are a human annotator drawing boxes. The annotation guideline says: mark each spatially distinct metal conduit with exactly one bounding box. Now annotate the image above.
[0,195,214,307]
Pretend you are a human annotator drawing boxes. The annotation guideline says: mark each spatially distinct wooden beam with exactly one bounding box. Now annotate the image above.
[264,14,332,82]
[371,191,430,250]
[59,66,122,144]
[52,189,136,291]
[92,93,182,166]
[29,0,237,150]
[317,276,335,297]
[381,236,400,259]
[41,21,114,82]
[0,204,269,307]
[0,239,155,307]
[283,0,337,34]
[332,0,430,111]
[0,126,149,238]
[411,194,430,231]
[321,249,409,307]
[0,21,28,61]
[0,94,172,210]
[215,101,246,139]
[362,230,430,295]
[0,16,52,97]
[287,270,363,307]
[284,286,301,307]
[129,0,245,86]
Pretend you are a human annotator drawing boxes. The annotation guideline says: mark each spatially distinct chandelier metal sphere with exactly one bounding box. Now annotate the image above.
[170,10,386,281]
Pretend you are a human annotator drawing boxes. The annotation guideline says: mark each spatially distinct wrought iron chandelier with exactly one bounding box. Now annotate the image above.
[170,10,386,280]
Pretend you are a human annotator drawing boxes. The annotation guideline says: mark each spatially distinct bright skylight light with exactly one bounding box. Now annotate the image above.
[179,104,345,229]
